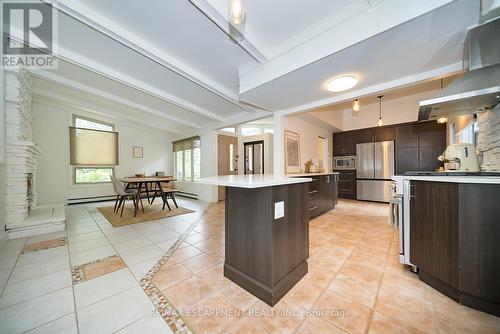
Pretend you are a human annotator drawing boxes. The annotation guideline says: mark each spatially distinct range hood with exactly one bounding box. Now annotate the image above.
[419,17,500,120]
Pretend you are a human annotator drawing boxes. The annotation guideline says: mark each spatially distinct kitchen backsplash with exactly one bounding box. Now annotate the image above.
[477,104,500,171]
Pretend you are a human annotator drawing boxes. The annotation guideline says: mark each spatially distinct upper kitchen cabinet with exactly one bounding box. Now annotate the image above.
[373,126,396,142]
[333,132,356,156]
[396,124,419,148]
[334,121,447,176]
[418,121,446,147]
[395,121,447,174]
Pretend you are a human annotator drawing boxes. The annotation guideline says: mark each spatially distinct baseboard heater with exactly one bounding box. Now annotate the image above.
[67,195,117,205]
[176,191,198,200]
[68,191,198,204]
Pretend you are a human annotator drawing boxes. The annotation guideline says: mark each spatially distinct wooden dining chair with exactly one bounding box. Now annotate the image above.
[150,181,179,211]
[110,176,144,217]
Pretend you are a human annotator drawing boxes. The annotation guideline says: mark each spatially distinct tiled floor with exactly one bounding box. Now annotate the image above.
[0,198,499,334]
[0,197,207,334]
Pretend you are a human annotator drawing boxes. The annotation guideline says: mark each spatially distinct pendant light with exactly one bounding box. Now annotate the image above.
[352,99,360,112]
[377,95,384,126]
[229,0,246,25]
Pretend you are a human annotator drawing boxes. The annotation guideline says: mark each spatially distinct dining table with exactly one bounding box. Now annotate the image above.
[119,176,176,211]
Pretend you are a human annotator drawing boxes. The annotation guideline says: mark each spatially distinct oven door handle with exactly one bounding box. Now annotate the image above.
[389,197,402,228]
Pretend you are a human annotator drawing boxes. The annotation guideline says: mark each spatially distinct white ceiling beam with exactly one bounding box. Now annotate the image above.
[239,0,455,94]
[31,70,201,131]
[55,46,226,122]
[204,110,273,131]
[51,0,259,114]
[188,0,267,63]
[6,24,226,122]
[279,62,464,116]
[33,91,183,134]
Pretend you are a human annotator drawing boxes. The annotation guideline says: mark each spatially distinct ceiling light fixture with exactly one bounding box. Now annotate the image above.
[377,95,384,126]
[325,76,358,92]
[352,99,360,112]
[229,0,246,25]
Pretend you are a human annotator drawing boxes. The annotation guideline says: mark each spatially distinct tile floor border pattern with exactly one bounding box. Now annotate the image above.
[71,254,123,285]
[21,237,67,254]
[138,203,213,334]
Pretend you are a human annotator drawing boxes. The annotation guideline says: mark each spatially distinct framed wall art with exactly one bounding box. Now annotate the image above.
[284,130,301,174]
[133,146,143,158]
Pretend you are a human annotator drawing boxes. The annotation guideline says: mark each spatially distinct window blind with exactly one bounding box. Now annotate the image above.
[69,127,119,165]
[172,136,200,152]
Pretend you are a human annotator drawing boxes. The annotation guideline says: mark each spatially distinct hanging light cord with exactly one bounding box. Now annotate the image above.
[378,95,383,119]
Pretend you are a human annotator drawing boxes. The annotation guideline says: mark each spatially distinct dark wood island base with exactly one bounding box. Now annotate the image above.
[224,183,310,306]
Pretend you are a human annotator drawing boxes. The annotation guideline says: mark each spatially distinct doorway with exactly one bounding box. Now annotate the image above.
[317,136,325,172]
[244,140,264,175]
[218,134,238,200]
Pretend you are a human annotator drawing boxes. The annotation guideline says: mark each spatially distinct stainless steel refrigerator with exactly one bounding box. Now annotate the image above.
[356,141,394,202]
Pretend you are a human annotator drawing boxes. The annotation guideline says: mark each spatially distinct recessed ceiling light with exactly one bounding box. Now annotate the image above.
[325,76,358,92]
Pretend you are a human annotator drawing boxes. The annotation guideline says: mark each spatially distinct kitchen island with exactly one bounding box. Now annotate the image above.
[395,174,500,316]
[198,175,312,306]
[288,172,340,218]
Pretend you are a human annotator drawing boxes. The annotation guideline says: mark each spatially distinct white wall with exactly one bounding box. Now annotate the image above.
[238,133,274,174]
[0,164,6,248]
[282,115,333,173]
[341,89,440,131]
[0,69,6,247]
[32,100,173,205]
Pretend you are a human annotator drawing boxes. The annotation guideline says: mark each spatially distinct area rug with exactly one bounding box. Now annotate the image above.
[98,203,194,227]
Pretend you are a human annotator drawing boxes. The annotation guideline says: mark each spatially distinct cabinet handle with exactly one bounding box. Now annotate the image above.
[308,190,318,194]
[410,184,415,199]
[309,206,318,211]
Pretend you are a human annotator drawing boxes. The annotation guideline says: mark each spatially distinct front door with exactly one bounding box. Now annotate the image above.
[217,134,238,200]
[244,141,264,175]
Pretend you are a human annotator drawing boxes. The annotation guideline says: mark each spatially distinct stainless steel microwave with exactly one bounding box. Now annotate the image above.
[333,156,356,170]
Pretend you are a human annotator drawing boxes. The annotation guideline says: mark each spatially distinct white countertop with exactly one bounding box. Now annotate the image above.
[392,175,500,184]
[197,174,313,188]
[286,172,339,177]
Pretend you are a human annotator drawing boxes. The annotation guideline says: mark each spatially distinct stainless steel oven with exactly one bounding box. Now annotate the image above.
[333,156,356,170]
[390,177,417,272]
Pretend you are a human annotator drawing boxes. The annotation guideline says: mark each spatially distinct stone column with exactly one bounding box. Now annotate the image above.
[477,105,500,171]
[4,69,38,225]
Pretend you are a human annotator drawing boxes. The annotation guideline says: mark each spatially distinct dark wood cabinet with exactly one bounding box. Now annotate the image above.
[396,124,419,148]
[225,183,309,306]
[396,121,446,174]
[337,171,356,199]
[410,181,500,316]
[418,145,444,171]
[355,130,373,145]
[418,121,446,147]
[334,120,447,198]
[373,126,396,142]
[395,147,418,175]
[333,133,356,156]
[410,181,459,289]
[300,174,337,219]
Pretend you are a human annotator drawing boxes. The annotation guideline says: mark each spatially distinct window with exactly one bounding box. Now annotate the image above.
[75,167,114,184]
[229,144,235,172]
[173,136,201,181]
[220,127,236,134]
[263,126,274,134]
[70,116,118,184]
[241,126,260,136]
[74,116,113,131]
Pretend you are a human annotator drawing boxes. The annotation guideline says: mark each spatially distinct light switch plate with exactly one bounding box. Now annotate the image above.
[274,201,284,219]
